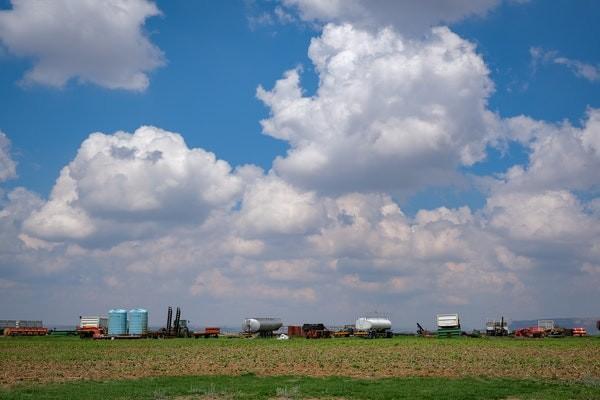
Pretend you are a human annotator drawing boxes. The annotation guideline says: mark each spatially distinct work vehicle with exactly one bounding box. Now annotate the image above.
[150,306,191,338]
[436,314,461,338]
[302,323,331,339]
[77,316,108,338]
[486,317,509,336]
[354,317,393,338]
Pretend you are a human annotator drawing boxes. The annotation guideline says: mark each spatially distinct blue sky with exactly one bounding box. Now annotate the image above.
[2,0,597,199]
[0,0,599,328]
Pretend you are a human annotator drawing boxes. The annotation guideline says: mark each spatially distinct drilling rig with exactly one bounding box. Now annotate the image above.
[152,306,190,338]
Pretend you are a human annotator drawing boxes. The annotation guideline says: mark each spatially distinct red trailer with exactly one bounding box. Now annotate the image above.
[572,327,587,337]
[193,327,220,338]
[514,326,545,338]
[4,327,48,336]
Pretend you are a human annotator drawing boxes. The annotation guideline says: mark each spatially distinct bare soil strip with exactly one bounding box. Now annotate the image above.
[1,337,599,387]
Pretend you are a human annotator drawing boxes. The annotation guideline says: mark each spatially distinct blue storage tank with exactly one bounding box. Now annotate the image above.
[108,309,127,335]
[128,309,148,335]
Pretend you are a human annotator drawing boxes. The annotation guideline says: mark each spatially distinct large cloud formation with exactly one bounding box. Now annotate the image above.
[1,3,599,327]
[23,126,244,243]
[282,0,499,35]
[0,0,164,90]
[258,24,497,195]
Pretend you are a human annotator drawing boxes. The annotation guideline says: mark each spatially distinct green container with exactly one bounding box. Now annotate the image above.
[437,327,461,338]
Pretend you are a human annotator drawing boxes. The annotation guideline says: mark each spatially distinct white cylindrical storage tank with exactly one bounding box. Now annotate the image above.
[127,309,148,335]
[243,318,282,333]
[355,317,392,331]
[108,309,127,335]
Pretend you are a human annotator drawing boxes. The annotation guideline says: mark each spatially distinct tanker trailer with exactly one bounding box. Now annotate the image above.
[354,317,393,338]
[243,318,283,337]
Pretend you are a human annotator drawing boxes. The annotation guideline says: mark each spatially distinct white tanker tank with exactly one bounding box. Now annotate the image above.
[355,317,392,332]
[243,318,283,334]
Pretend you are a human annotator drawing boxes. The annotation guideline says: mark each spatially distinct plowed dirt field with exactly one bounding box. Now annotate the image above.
[1,336,599,387]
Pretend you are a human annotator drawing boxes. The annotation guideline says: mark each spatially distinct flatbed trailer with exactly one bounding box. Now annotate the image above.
[48,329,78,336]
[193,327,220,338]
[4,327,48,336]
[333,330,352,338]
[354,329,393,339]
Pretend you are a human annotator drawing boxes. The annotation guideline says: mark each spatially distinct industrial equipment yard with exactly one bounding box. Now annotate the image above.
[1,335,599,399]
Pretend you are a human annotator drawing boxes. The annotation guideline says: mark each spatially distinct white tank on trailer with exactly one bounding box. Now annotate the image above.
[243,318,283,333]
[355,317,392,331]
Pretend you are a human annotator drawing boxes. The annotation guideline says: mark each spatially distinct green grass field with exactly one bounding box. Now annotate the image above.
[1,336,599,399]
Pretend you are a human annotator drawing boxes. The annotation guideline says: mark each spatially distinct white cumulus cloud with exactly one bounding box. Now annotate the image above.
[0,0,164,91]
[258,24,497,196]
[498,109,600,193]
[23,126,244,242]
[282,0,500,35]
[0,131,17,182]
[2,6,600,326]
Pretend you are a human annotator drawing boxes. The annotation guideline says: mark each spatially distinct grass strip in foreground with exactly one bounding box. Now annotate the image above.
[1,375,599,399]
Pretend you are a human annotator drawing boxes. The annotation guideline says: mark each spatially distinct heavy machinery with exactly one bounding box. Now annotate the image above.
[4,327,48,336]
[1,320,48,336]
[354,317,393,338]
[152,306,190,338]
[302,323,331,339]
[486,317,509,336]
[436,314,461,338]
[416,322,433,337]
[514,326,545,338]
[77,316,108,338]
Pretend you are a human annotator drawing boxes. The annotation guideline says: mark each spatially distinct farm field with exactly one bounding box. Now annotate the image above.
[1,336,599,399]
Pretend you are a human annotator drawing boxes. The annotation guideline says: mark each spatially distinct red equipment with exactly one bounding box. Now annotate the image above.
[77,316,108,339]
[514,326,545,338]
[4,327,48,336]
[302,323,332,339]
[193,327,220,338]
[287,325,303,337]
[77,326,105,339]
[572,327,587,337]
